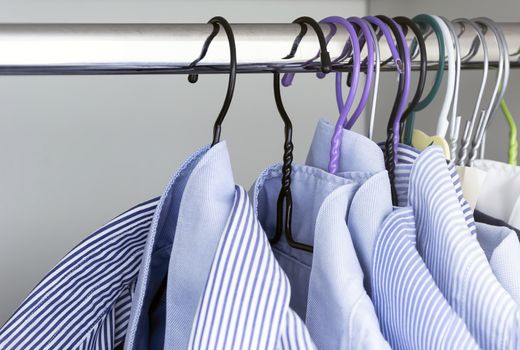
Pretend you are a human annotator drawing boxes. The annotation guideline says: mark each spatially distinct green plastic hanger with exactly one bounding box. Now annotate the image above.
[500,99,518,165]
[403,14,445,145]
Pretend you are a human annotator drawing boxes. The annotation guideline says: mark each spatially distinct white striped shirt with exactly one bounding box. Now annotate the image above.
[395,146,520,349]
[0,197,159,350]
[188,186,316,349]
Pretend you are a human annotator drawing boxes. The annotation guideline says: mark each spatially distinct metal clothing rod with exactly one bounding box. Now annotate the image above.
[0,22,518,75]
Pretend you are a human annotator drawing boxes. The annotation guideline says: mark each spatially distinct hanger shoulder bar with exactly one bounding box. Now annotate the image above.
[0,22,517,75]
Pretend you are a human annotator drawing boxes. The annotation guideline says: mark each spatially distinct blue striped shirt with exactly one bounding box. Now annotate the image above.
[375,206,479,349]
[392,143,477,235]
[395,146,520,349]
[188,186,316,349]
[306,119,477,349]
[0,196,159,350]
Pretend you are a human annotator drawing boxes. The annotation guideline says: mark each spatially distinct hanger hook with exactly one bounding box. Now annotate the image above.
[469,17,507,164]
[375,15,411,206]
[343,16,375,130]
[280,17,333,87]
[287,16,332,73]
[394,16,428,142]
[362,18,382,141]
[187,16,237,147]
[317,17,361,174]
[363,17,403,141]
[439,16,462,162]
[453,18,489,166]
[403,14,446,145]
[270,16,332,253]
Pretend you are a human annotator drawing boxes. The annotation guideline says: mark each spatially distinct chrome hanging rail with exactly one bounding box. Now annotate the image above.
[0,22,518,75]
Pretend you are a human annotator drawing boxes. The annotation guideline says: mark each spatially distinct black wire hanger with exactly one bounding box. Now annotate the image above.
[270,16,331,253]
[187,16,237,147]
[375,15,408,206]
[393,16,428,139]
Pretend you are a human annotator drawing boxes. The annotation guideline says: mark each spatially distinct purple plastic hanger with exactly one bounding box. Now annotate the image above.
[363,16,402,71]
[280,17,360,174]
[319,16,361,174]
[363,16,410,158]
[341,16,374,130]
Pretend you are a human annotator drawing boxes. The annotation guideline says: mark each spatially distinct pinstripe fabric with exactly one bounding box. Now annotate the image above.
[188,186,316,349]
[374,207,479,349]
[306,120,477,349]
[396,146,520,349]
[391,144,477,235]
[163,142,237,349]
[0,197,159,350]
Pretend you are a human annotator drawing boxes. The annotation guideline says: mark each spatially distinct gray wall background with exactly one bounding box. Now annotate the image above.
[0,0,366,325]
[1,0,519,327]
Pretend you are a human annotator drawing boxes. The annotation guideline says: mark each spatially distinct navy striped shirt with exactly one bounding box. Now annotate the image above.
[0,197,159,350]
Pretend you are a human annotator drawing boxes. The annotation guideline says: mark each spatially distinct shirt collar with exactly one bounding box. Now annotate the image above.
[128,141,237,350]
[305,119,394,293]
[253,163,372,348]
[166,141,237,350]
[306,118,386,173]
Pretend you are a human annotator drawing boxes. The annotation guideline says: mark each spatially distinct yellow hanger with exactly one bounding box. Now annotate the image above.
[411,129,451,159]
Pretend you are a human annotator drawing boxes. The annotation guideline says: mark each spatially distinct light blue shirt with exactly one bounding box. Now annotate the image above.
[164,142,315,349]
[124,145,213,350]
[307,119,387,291]
[305,119,478,349]
[395,146,520,349]
[253,159,390,349]
[163,142,236,350]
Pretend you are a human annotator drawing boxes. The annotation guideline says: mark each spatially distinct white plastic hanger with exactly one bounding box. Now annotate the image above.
[440,17,462,161]
[476,18,511,160]
[453,18,489,166]
[469,17,506,164]
[364,18,381,140]
[432,15,456,138]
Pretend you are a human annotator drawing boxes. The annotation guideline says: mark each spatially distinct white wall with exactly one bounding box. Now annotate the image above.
[368,0,520,163]
[0,0,367,325]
